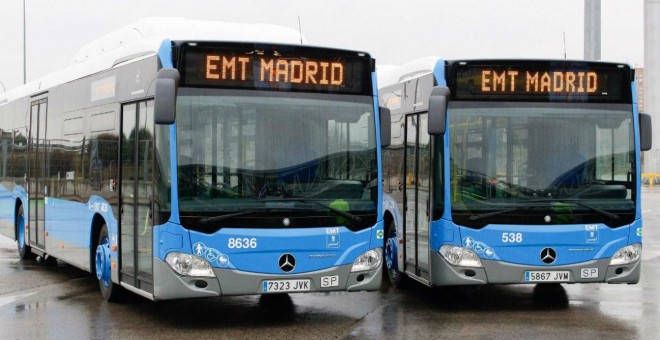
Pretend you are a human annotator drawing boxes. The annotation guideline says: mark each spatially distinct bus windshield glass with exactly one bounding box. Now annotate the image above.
[176,88,377,230]
[448,102,635,228]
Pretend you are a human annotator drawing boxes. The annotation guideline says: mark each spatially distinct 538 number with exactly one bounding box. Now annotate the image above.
[501,232,523,243]
[228,238,257,249]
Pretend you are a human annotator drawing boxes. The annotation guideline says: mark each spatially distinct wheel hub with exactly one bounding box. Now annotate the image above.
[95,239,111,286]
[385,235,398,271]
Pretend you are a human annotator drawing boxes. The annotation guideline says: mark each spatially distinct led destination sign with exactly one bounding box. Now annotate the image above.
[452,61,631,102]
[182,44,371,94]
[480,70,599,94]
[206,56,344,85]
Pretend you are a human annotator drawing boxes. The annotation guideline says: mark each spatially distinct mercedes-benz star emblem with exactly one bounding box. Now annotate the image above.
[540,247,557,264]
[278,253,296,272]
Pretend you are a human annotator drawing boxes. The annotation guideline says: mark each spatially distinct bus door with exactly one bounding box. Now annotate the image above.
[119,100,155,293]
[28,97,48,250]
[403,112,431,280]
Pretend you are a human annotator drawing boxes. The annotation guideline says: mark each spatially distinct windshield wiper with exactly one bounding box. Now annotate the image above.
[199,208,308,224]
[199,209,263,224]
[261,198,362,223]
[468,198,620,222]
[469,206,534,221]
[521,198,620,220]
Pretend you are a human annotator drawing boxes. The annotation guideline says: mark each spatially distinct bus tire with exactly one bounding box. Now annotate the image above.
[16,205,34,261]
[95,224,122,301]
[384,220,403,288]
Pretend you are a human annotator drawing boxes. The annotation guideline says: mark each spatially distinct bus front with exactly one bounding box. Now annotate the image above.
[434,60,644,285]
[153,42,384,299]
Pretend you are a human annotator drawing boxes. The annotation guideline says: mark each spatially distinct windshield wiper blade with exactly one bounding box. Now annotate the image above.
[261,198,362,223]
[199,209,263,224]
[521,198,620,220]
[198,208,309,224]
[468,198,620,222]
[469,206,534,221]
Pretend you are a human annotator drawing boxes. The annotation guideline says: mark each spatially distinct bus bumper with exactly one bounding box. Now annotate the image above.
[430,251,641,285]
[153,251,382,300]
[213,260,382,296]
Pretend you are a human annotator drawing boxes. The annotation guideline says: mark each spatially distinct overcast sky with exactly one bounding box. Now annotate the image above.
[0,0,644,92]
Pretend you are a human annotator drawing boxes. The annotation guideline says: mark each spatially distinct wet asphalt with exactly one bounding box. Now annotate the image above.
[0,189,658,339]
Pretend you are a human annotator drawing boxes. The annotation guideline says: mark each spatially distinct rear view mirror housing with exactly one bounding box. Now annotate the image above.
[154,68,180,125]
[640,113,652,152]
[428,87,450,135]
[380,106,391,148]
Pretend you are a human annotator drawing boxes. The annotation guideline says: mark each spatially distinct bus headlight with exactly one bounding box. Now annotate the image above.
[351,249,382,272]
[439,245,483,268]
[609,244,641,265]
[165,252,216,277]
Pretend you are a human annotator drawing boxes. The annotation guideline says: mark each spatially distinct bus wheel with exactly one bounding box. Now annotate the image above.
[16,206,34,261]
[384,221,403,288]
[95,224,122,301]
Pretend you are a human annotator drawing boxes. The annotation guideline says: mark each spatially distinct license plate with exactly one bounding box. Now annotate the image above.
[524,271,570,282]
[262,279,311,293]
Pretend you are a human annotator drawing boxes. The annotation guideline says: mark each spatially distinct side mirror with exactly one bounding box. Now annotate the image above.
[380,106,391,148]
[640,113,652,152]
[154,68,180,125]
[428,86,450,135]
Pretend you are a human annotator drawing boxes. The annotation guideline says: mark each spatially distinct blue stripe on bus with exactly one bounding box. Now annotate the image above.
[158,39,173,68]
[186,226,371,274]
[430,218,640,266]
[371,70,384,248]
[433,59,447,87]
[154,222,375,274]
[44,195,118,249]
[631,70,642,221]
[168,123,180,224]
[372,71,383,220]
[0,183,16,239]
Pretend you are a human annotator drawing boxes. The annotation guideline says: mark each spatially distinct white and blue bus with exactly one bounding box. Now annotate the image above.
[0,18,388,301]
[379,58,652,287]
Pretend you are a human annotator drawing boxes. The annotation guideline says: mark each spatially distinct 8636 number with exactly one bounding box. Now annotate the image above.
[228,237,257,249]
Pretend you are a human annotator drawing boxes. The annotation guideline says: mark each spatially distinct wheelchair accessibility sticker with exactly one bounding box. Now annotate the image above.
[462,236,496,259]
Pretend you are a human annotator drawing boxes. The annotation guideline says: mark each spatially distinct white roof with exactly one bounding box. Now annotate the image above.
[377,56,440,88]
[0,17,305,105]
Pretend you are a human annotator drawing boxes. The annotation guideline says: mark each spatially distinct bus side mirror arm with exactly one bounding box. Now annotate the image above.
[640,113,652,152]
[428,86,450,135]
[380,106,391,148]
[154,68,180,125]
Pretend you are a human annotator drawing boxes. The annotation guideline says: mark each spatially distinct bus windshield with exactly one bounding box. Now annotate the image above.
[176,88,378,230]
[448,102,635,228]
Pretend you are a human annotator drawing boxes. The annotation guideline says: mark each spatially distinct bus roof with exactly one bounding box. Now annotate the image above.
[0,17,305,105]
[377,56,440,89]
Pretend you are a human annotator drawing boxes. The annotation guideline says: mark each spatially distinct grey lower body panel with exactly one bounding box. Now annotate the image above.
[152,253,382,300]
[430,251,641,286]
[153,258,222,300]
[215,262,382,296]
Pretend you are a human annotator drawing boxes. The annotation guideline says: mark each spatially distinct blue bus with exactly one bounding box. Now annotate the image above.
[0,18,388,301]
[379,58,652,287]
